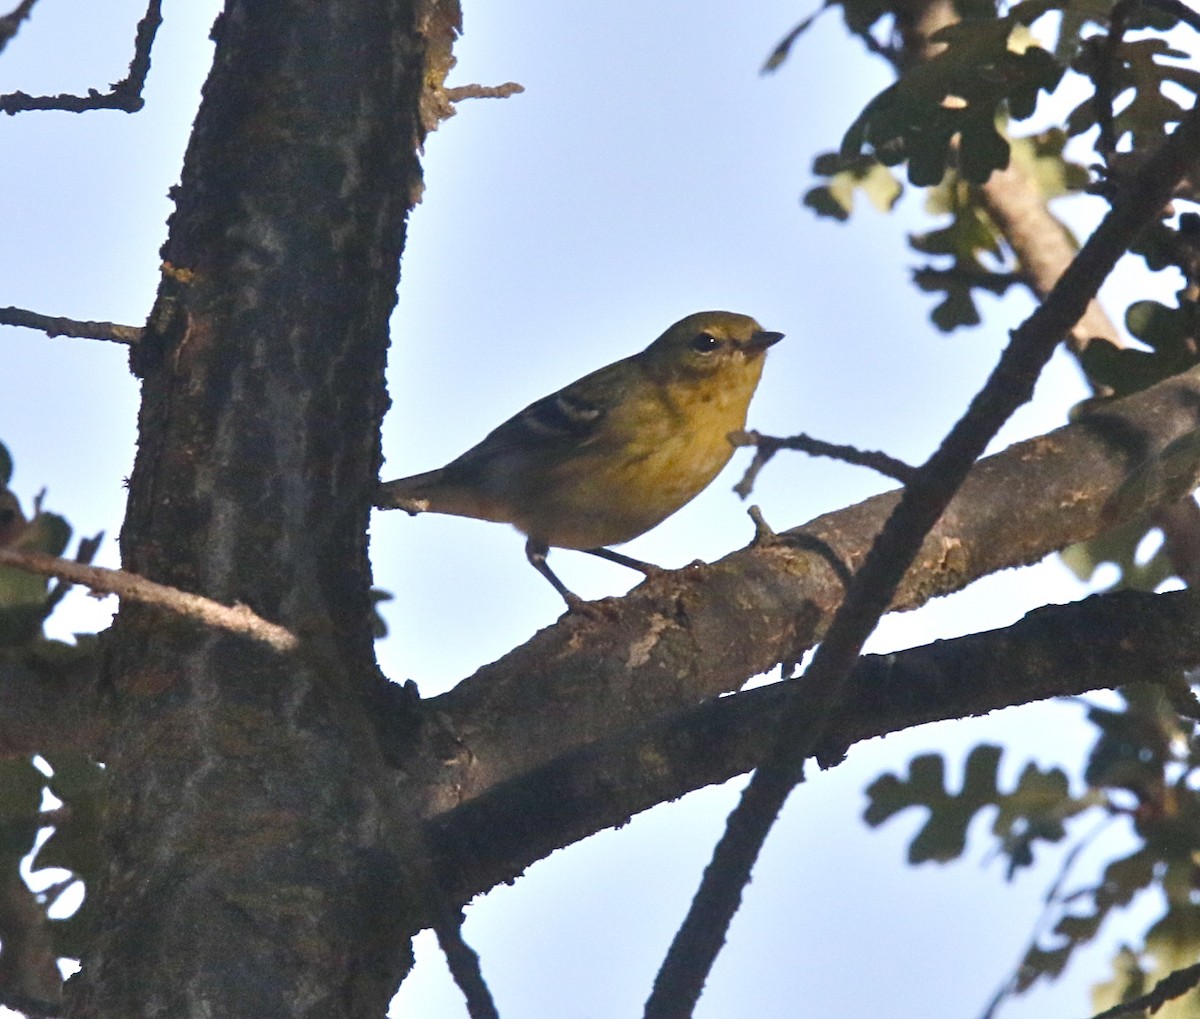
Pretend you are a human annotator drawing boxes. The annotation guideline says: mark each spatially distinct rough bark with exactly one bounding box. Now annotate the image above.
[428,588,1200,908]
[76,2,460,1017]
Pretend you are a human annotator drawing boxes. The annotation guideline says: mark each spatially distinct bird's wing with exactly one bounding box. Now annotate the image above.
[452,356,637,469]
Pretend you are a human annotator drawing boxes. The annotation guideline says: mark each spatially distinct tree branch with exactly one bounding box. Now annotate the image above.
[0,0,161,114]
[0,549,299,652]
[0,306,141,344]
[426,588,1200,909]
[1089,960,1200,1019]
[0,0,37,56]
[730,428,916,498]
[442,81,524,101]
[433,916,500,1019]
[645,101,1200,1016]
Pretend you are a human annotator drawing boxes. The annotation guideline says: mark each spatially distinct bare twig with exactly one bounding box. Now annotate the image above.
[42,531,103,617]
[644,98,1200,1019]
[443,82,524,101]
[978,814,1117,1019]
[730,429,916,497]
[0,548,299,653]
[0,306,141,344]
[434,915,501,1019]
[0,0,37,55]
[0,0,161,115]
[1088,961,1200,1018]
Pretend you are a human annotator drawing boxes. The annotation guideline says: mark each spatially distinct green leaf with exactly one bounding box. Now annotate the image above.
[35,753,105,880]
[1069,36,1200,149]
[1091,946,1148,1017]
[1060,515,1175,594]
[0,443,11,487]
[1016,943,1073,991]
[1097,849,1158,913]
[804,151,903,220]
[910,180,1017,331]
[864,745,1002,864]
[841,16,1064,185]
[0,510,73,646]
[0,759,48,864]
[1007,128,1090,200]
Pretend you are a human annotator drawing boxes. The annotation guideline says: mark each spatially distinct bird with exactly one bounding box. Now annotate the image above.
[377,310,783,608]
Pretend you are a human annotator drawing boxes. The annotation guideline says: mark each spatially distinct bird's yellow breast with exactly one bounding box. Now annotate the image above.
[511,362,762,549]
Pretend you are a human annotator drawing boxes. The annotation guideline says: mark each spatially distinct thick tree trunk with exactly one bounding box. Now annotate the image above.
[74,2,459,1015]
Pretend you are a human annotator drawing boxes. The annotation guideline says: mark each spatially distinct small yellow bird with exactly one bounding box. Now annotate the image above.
[377,310,783,607]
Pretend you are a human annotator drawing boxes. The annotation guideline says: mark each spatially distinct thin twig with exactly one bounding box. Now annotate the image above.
[434,915,501,1019]
[0,306,141,344]
[730,429,916,498]
[0,0,37,55]
[443,82,524,101]
[1088,960,1200,1018]
[42,531,103,618]
[643,94,1200,1019]
[0,0,161,115]
[0,548,299,653]
[978,813,1116,1019]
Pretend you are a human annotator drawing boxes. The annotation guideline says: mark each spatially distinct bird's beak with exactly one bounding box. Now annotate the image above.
[746,330,784,354]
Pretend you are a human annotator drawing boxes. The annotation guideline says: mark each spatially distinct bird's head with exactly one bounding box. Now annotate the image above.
[643,311,784,382]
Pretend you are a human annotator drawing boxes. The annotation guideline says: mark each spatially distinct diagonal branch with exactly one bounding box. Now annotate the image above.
[0,0,161,114]
[433,916,500,1019]
[1088,960,1200,1019]
[643,100,1200,1018]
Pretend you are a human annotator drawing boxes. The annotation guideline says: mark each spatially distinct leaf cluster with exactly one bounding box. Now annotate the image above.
[780,0,1200,334]
[0,442,71,646]
[867,684,1200,1007]
[0,443,102,976]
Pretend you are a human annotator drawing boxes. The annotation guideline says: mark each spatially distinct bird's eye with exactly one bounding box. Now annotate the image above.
[690,332,721,354]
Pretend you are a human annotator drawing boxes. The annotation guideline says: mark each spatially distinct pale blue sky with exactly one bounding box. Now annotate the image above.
[0,2,1178,1016]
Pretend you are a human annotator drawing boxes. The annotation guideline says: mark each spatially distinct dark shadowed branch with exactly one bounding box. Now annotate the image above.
[1089,960,1200,1019]
[433,917,500,1019]
[0,0,37,55]
[426,588,1200,910]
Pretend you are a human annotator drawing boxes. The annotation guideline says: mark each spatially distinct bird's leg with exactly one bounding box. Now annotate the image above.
[525,538,588,611]
[582,546,666,579]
